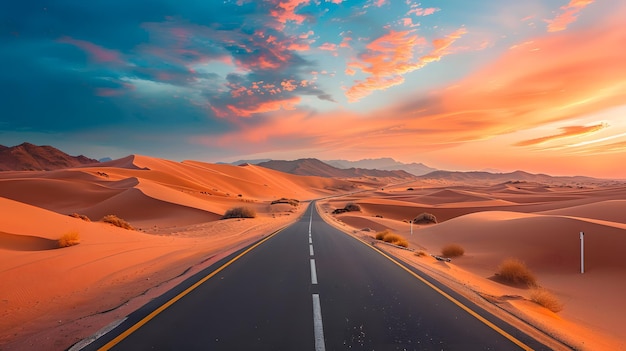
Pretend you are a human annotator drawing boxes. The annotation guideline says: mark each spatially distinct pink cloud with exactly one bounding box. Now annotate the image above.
[58,37,124,64]
[200,11,626,168]
[420,27,467,63]
[546,0,594,32]
[269,0,311,28]
[515,123,607,146]
[318,43,337,51]
[408,7,439,17]
[345,28,466,102]
[373,0,387,7]
[224,96,301,118]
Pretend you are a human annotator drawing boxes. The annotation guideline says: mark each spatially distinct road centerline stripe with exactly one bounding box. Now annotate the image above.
[309,244,314,256]
[310,259,318,284]
[312,294,326,351]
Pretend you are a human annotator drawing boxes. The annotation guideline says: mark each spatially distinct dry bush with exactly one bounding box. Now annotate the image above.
[497,258,537,287]
[344,202,361,212]
[375,229,391,240]
[69,213,91,222]
[58,231,80,247]
[102,215,135,230]
[271,198,300,206]
[222,206,257,219]
[374,230,409,248]
[414,251,426,257]
[530,288,563,312]
[413,212,437,224]
[441,243,464,257]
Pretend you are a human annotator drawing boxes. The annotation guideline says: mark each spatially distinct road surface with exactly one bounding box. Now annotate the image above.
[82,202,549,350]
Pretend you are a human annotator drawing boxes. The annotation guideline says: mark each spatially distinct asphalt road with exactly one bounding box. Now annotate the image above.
[82,202,549,350]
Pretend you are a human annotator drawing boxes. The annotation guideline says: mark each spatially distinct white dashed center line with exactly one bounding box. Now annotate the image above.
[309,205,326,350]
[310,258,318,285]
[312,294,326,351]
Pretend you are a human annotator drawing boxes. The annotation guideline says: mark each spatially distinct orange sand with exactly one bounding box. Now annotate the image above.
[320,180,626,350]
[0,155,360,350]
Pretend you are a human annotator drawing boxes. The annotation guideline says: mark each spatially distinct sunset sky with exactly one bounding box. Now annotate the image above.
[1,0,625,178]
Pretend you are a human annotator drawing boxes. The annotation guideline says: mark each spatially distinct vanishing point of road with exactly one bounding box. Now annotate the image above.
[81,202,550,350]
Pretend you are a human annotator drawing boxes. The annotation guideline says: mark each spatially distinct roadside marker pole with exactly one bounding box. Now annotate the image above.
[580,231,584,274]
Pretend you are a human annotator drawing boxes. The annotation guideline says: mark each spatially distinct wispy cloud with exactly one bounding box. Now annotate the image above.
[58,37,125,65]
[546,0,595,32]
[514,123,607,146]
[345,28,466,102]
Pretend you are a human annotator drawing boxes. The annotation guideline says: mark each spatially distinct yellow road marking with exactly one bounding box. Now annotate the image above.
[98,228,285,350]
[349,234,534,351]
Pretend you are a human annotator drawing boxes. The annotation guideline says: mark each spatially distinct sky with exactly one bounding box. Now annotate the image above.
[1,0,625,178]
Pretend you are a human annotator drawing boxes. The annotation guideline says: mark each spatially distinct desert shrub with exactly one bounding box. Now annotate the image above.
[344,202,361,212]
[441,243,464,257]
[102,215,135,230]
[69,213,91,222]
[271,198,300,206]
[530,288,563,312]
[413,212,437,224]
[222,206,257,219]
[383,234,409,248]
[414,250,426,257]
[497,258,537,287]
[374,229,408,247]
[374,229,389,240]
[58,231,80,247]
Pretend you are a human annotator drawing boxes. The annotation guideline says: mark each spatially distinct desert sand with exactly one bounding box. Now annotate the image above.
[319,179,626,350]
[2,156,624,350]
[0,155,363,350]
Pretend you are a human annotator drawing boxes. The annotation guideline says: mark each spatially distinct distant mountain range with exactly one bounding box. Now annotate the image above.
[325,157,437,176]
[0,142,98,171]
[1,143,610,183]
[418,170,600,184]
[256,158,416,179]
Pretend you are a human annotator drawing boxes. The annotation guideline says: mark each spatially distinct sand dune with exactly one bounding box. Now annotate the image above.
[0,154,365,349]
[321,182,626,350]
[2,154,624,349]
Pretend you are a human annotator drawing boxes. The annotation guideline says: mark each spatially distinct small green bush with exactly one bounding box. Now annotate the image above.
[222,206,257,219]
[102,215,135,230]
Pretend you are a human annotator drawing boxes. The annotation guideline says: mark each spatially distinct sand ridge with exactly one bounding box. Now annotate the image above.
[0,155,368,350]
[319,180,626,350]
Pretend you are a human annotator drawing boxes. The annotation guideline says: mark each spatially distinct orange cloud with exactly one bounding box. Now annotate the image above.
[346,28,466,102]
[225,96,301,117]
[420,27,467,63]
[196,6,626,178]
[546,0,594,32]
[514,123,607,147]
[270,0,310,27]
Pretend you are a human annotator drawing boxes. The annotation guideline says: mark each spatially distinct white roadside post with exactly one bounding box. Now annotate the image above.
[580,231,585,274]
[410,219,413,236]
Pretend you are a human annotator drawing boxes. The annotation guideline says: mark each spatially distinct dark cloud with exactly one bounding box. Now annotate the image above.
[0,0,336,136]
